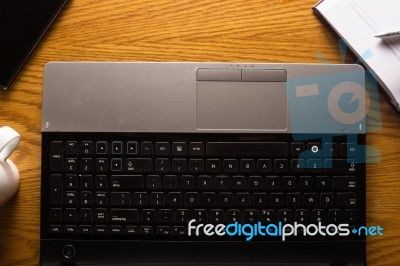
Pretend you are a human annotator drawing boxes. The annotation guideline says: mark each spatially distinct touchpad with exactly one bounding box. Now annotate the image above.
[196,81,288,130]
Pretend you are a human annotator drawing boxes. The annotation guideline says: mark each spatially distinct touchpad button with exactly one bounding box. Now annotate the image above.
[196,81,288,130]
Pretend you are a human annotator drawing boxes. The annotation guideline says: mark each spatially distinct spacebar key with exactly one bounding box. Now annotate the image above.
[206,142,289,157]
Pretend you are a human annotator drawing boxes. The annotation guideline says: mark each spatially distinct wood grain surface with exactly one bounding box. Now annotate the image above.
[0,0,399,265]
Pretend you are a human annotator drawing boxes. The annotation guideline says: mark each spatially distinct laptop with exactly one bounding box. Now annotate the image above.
[40,62,366,265]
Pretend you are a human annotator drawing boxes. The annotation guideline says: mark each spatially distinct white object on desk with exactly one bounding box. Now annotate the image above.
[314,0,400,111]
[0,126,20,206]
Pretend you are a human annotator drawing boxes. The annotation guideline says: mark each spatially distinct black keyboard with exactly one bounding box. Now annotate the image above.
[42,133,365,240]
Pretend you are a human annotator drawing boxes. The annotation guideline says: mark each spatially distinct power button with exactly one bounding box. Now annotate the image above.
[62,245,75,259]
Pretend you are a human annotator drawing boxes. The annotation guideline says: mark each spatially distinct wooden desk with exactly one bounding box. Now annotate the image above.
[0,0,399,265]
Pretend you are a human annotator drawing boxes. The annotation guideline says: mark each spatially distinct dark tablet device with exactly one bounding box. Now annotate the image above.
[0,0,69,89]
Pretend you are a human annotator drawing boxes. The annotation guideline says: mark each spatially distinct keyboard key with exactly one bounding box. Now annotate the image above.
[324,159,357,174]
[340,143,358,157]
[96,141,108,155]
[167,192,182,206]
[282,176,297,190]
[197,175,213,190]
[95,175,108,189]
[261,209,276,223]
[333,176,357,190]
[80,158,93,172]
[244,209,259,223]
[303,193,318,207]
[66,141,79,155]
[299,176,314,190]
[110,225,123,235]
[79,191,93,205]
[192,209,207,223]
[215,175,230,190]
[141,141,153,155]
[112,141,123,154]
[223,159,238,173]
[111,175,144,190]
[64,225,77,234]
[110,209,139,223]
[249,176,264,190]
[315,176,331,190]
[146,175,162,190]
[290,159,306,173]
[185,192,200,207]
[257,159,272,173]
[278,209,293,224]
[50,174,63,205]
[127,141,138,155]
[307,159,323,173]
[236,193,251,207]
[64,208,77,222]
[49,208,63,222]
[206,142,289,157]
[291,142,305,157]
[307,142,322,157]
[176,209,191,224]
[324,143,338,157]
[94,225,108,235]
[337,192,357,207]
[155,142,169,156]
[344,209,358,223]
[189,159,204,173]
[295,209,310,223]
[158,226,171,236]
[50,141,64,172]
[80,141,94,155]
[328,209,343,224]
[125,158,153,173]
[65,191,77,205]
[227,209,241,223]
[320,193,335,207]
[253,193,268,207]
[287,193,301,207]
[240,159,255,173]
[231,176,247,190]
[111,158,123,172]
[150,192,165,206]
[94,191,108,206]
[125,226,138,235]
[163,175,178,190]
[95,158,109,172]
[201,192,216,206]
[65,158,78,172]
[94,208,107,222]
[110,192,131,206]
[172,158,187,172]
[79,208,93,222]
[141,209,156,223]
[274,159,288,173]
[172,142,187,156]
[218,192,234,207]
[79,175,93,189]
[154,158,170,172]
[209,209,225,223]
[265,176,281,190]
[180,175,195,190]
[311,209,327,224]
[133,192,149,206]
[65,174,78,189]
[189,142,204,156]
[159,209,173,224]
[206,159,221,173]
[172,226,186,236]
[270,193,285,207]
[79,225,93,235]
